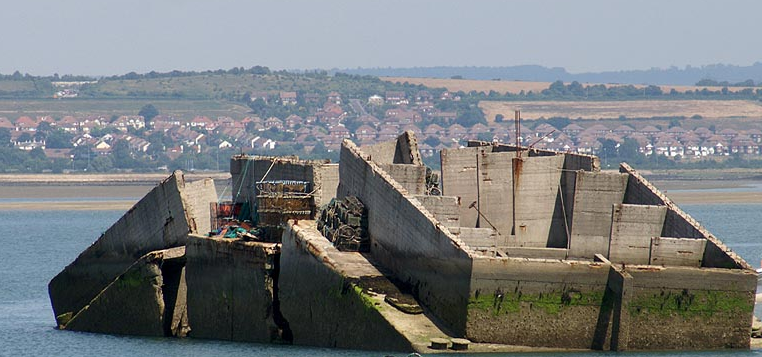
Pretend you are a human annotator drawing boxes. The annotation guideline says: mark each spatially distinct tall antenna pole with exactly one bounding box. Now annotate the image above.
[514,110,521,158]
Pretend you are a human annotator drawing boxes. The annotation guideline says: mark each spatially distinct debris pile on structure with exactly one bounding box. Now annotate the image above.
[255,180,314,241]
[317,196,369,252]
[425,167,441,195]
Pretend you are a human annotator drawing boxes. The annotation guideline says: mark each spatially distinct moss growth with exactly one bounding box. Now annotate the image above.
[628,289,752,318]
[327,278,383,314]
[468,287,604,316]
[116,268,147,289]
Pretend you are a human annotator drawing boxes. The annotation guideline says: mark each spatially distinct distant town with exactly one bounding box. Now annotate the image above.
[2,68,762,173]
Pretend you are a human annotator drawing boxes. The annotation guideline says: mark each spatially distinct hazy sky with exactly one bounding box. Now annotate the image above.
[1,0,759,76]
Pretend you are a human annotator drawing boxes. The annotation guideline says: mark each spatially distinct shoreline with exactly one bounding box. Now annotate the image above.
[1,175,762,209]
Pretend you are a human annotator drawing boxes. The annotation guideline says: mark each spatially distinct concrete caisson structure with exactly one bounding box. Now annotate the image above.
[49,171,217,333]
[49,133,757,353]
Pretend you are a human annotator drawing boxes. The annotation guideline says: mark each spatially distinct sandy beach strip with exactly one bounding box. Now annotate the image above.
[0,172,230,185]
[0,200,136,211]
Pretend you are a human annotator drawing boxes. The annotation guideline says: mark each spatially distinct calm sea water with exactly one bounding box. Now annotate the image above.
[2,197,762,357]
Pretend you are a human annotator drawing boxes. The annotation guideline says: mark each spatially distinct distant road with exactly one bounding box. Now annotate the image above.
[349,98,368,116]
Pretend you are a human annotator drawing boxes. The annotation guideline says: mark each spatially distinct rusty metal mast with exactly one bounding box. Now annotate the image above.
[514,110,521,157]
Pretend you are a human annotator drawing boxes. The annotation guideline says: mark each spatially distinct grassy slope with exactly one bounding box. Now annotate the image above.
[0,98,252,119]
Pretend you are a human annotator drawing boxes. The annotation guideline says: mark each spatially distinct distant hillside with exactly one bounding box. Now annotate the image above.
[340,63,762,86]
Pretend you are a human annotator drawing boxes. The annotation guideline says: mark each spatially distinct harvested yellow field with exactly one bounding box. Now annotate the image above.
[479,100,762,121]
[382,77,550,94]
[381,77,757,95]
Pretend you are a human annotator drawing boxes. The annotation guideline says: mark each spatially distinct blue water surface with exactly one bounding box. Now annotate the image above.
[2,202,762,357]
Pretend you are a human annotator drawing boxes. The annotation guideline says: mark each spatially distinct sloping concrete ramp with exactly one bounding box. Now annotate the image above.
[49,171,216,331]
[61,247,188,337]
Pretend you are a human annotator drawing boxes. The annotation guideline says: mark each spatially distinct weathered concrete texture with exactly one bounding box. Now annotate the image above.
[184,178,218,235]
[362,140,398,165]
[63,247,186,337]
[568,171,629,259]
[473,140,600,172]
[608,204,667,265]
[49,171,216,325]
[230,156,338,209]
[281,220,449,352]
[379,164,426,195]
[512,155,565,247]
[185,235,280,343]
[440,147,480,227]
[413,195,460,228]
[478,151,515,234]
[338,140,473,335]
[450,227,497,249]
[649,237,706,267]
[625,266,756,350]
[468,257,613,349]
[362,131,422,166]
[619,163,749,270]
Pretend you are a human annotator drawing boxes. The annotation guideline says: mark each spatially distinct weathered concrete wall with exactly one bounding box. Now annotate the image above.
[619,163,749,270]
[625,266,756,350]
[450,227,497,249]
[280,220,448,352]
[185,235,280,342]
[513,155,565,247]
[413,195,460,228]
[440,147,480,227]
[478,151,515,235]
[468,257,612,349]
[362,131,422,166]
[338,140,473,335]
[62,247,185,337]
[477,141,599,172]
[608,204,667,265]
[379,164,426,195]
[184,178,218,236]
[49,171,215,324]
[568,171,629,259]
[362,140,398,165]
[649,237,706,267]
[316,164,339,207]
[230,156,338,210]
[395,130,423,165]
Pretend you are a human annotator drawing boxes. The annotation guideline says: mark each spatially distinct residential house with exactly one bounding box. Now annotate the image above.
[377,126,400,141]
[612,124,635,137]
[368,95,384,106]
[694,127,714,140]
[15,116,38,131]
[719,128,739,140]
[264,117,284,130]
[112,116,145,132]
[249,91,270,103]
[730,134,759,154]
[284,115,304,129]
[385,91,408,105]
[448,124,468,138]
[280,91,298,105]
[415,90,433,103]
[190,116,215,130]
[327,91,342,105]
[354,125,377,141]
[562,123,584,137]
[747,129,762,143]
[424,124,445,137]
[638,125,660,138]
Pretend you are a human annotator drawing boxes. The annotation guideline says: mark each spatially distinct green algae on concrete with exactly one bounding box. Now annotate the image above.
[468,287,605,316]
[628,289,753,318]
